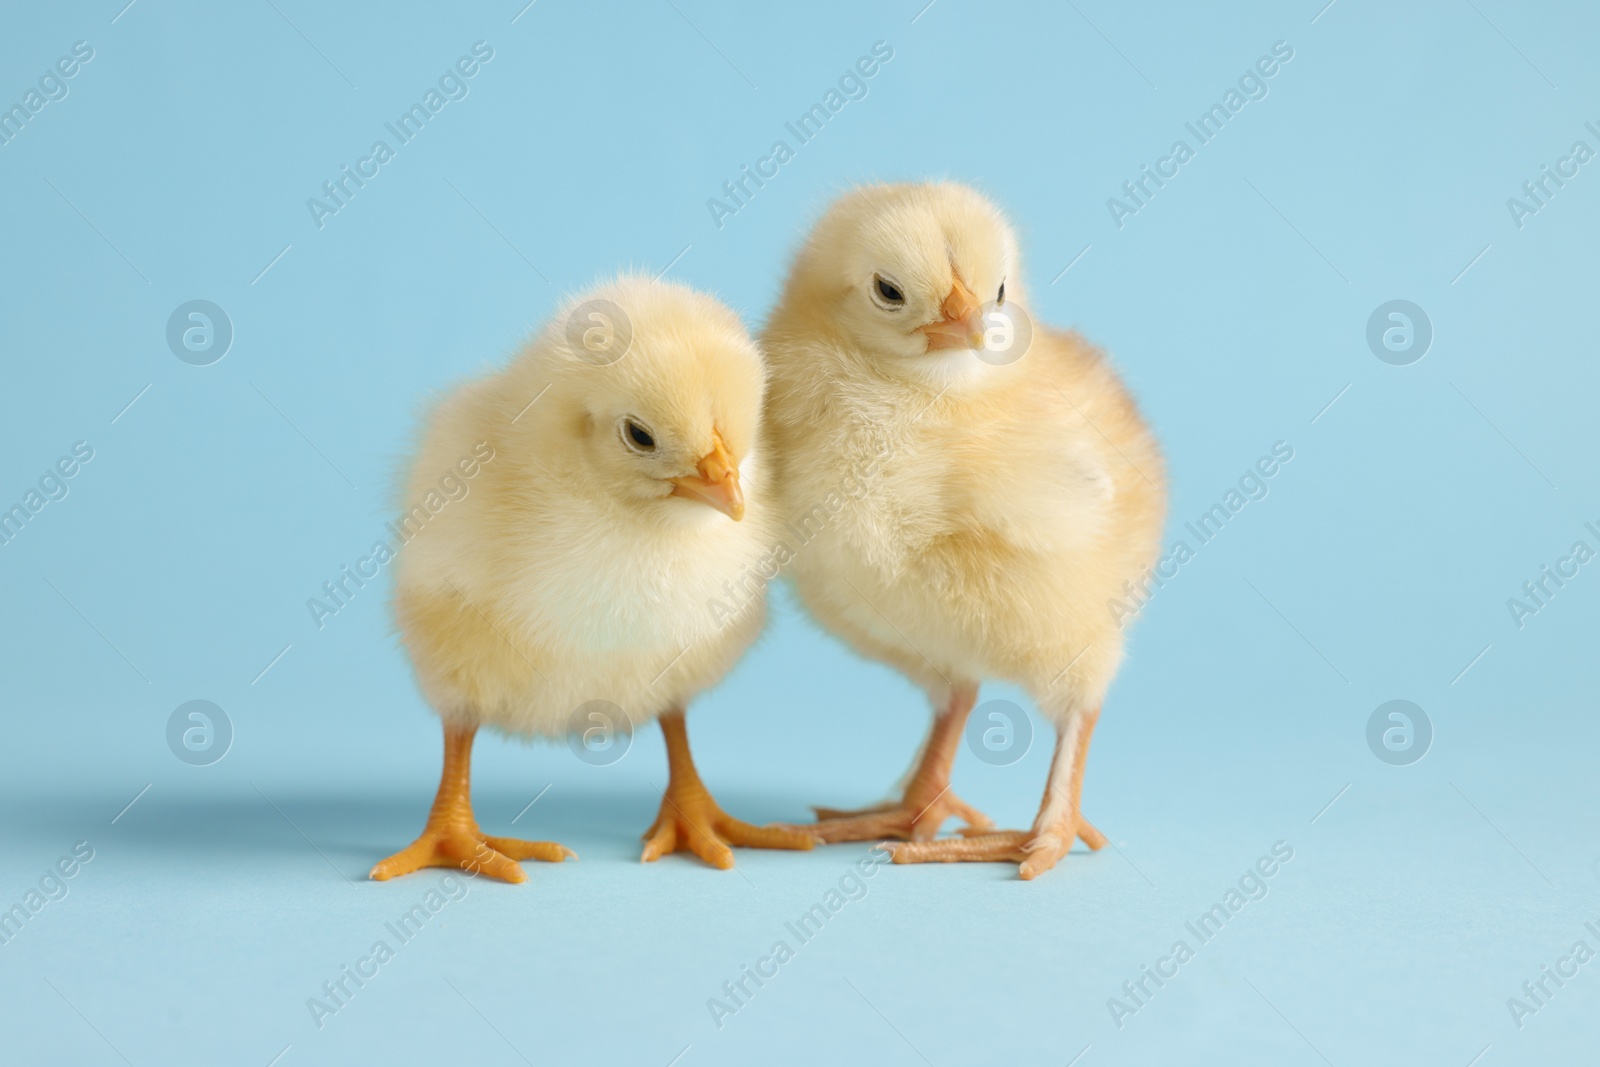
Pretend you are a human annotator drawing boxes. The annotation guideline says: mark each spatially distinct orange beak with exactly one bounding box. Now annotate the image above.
[918,278,986,351]
[669,429,745,521]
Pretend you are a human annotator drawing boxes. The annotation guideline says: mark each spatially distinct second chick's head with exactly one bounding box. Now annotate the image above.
[784,182,1021,384]
[533,276,762,525]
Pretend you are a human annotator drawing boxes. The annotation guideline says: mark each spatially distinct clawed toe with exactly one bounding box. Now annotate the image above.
[371,828,573,884]
[891,817,1104,879]
[483,836,577,863]
[642,793,815,868]
[811,800,897,822]
[892,830,1026,864]
[792,786,995,844]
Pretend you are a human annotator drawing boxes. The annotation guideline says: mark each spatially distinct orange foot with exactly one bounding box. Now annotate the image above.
[641,790,815,869]
[791,684,996,844]
[370,723,573,885]
[891,818,1107,880]
[370,826,573,884]
[796,785,995,844]
[642,710,814,869]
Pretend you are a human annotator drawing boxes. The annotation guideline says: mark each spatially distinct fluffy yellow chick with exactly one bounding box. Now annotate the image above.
[762,183,1166,879]
[371,276,812,883]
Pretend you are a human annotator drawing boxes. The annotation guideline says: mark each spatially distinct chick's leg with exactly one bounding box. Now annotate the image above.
[641,710,814,869]
[370,723,573,884]
[794,683,994,844]
[892,706,1105,879]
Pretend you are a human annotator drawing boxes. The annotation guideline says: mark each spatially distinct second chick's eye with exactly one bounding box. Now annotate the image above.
[873,274,905,307]
[623,419,656,452]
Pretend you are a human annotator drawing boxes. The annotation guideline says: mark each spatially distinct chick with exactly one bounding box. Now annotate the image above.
[762,183,1165,879]
[371,276,813,883]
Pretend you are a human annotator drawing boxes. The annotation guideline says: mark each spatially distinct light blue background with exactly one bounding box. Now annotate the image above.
[2,1,1598,1064]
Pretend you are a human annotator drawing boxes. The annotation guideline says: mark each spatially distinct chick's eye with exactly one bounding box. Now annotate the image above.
[997,281,1006,305]
[873,275,905,307]
[623,419,656,452]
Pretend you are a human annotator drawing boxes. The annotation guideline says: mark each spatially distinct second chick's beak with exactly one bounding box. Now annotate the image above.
[669,429,745,521]
[919,278,986,352]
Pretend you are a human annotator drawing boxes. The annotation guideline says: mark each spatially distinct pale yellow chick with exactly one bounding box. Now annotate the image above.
[762,183,1166,879]
[372,276,812,883]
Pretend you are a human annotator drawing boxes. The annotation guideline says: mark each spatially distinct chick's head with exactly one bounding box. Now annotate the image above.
[539,276,763,527]
[788,182,1021,382]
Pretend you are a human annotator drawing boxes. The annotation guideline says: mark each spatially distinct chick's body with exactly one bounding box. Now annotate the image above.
[767,327,1161,699]
[763,183,1165,877]
[374,276,811,883]
[395,369,768,739]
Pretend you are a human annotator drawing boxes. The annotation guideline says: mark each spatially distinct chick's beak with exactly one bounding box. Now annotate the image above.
[669,430,745,521]
[919,279,986,351]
